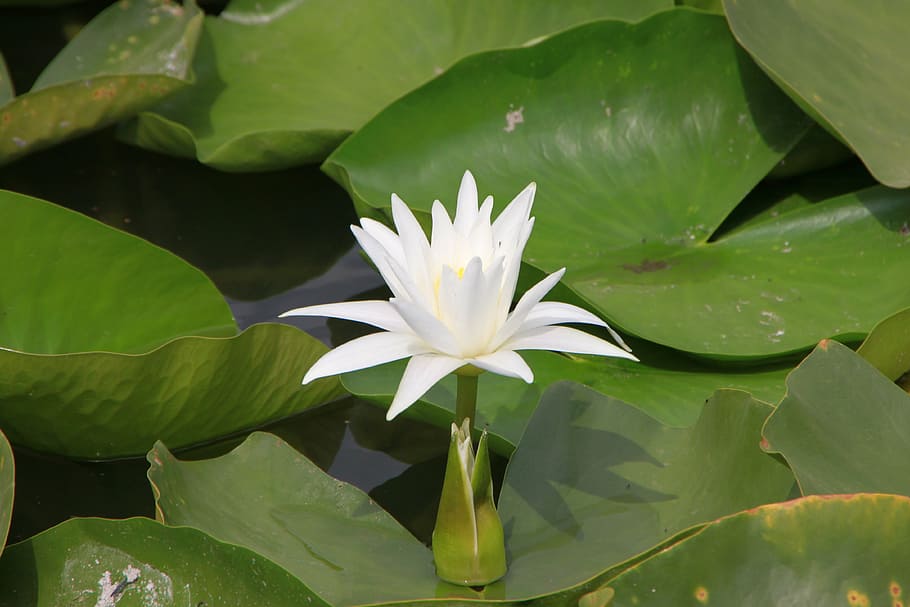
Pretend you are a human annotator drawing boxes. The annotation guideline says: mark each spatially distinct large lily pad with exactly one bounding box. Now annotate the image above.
[496,385,793,598]
[343,345,791,455]
[762,339,910,496]
[603,494,910,606]
[120,0,670,171]
[0,189,343,459]
[325,10,910,358]
[0,0,202,164]
[147,386,791,604]
[0,323,341,459]
[0,517,320,606]
[0,430,13,560]
[0,189,234,354]
[724,0,910,187]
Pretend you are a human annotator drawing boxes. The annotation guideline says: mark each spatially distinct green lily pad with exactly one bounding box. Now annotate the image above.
[0,322,342,460]
[858,307,910,382]
[0,189,343,459]
[0,189,234,355]
[0,430,13,560]
[603,494,910,606]
[0,517,320,606]
[763,340,910,496]
[724,0,910,188]
[343,344,791,455]
[496,385,793,599]
[147,386,791,604]
[120,0,670,171]
[329,10,906,359]
[0,0,202,165]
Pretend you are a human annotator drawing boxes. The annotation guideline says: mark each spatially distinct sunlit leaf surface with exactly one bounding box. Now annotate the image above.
[121,0,671,170]
[327,11,910,357]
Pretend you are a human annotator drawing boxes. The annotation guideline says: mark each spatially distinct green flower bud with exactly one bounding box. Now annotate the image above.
[432,419,507,586]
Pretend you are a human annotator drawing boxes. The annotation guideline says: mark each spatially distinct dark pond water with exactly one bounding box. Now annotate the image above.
[0,2,509,547]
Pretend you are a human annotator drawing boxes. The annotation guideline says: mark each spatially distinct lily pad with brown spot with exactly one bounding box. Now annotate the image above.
[602,494,910,606]
[0,0,202,165]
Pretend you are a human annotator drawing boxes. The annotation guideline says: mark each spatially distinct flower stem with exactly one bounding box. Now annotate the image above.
[455,373,478,427]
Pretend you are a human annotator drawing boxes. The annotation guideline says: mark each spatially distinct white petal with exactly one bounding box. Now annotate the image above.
[497,216,536,321]
[279,300,410,333]
[469,350,533,382]
[448,257,487,354]
[302,332,430,383]
[502,325,639,361]
[351,225,408,300]
[390,194,435,301]
[454,171,479,235]
[386,354,465,420]
[492,181,535,249]
[358,217,405,268]
[493,267,566,348]
[391,298,460,355]
[522,301,632,351]
[430,200,455,264]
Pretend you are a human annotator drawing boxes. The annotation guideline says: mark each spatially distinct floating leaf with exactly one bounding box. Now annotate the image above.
[724,0,910,187]
[0,517,320,607]
[148,432,447,606]
[148,386,791,604]
[0,430,12,560]
[763,340,910,496]
[0,189,234,354]
[330,10,896,359]
[0,0,202,164]
[0,323,341,459]
[858,307,910,381]
[604,494,910,605]
[496,385,794,598]
[343,346,791,454]
[120,0,670,170]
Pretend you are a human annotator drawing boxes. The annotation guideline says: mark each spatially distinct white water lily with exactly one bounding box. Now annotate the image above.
[281,171,637,420]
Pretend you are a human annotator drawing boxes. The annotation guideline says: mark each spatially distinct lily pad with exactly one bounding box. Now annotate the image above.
[0,189,234,354]
[0,0,202,164]
[762,340,910,496]
[120,0,670,171]
[496,385,794,598]
[0,430,13,560]
[603,494,910,606]
[858,307,910,382]
[343,344,791,455]
[0,189,343,458]
[329,10,899,359]
[724,0,910,187]
[0,517,320,606]
[0,323,342,460]
[147,386,791,604]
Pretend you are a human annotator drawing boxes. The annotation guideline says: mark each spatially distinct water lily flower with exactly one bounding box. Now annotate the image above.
[433,419,505,586]
[281,171,637,421]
